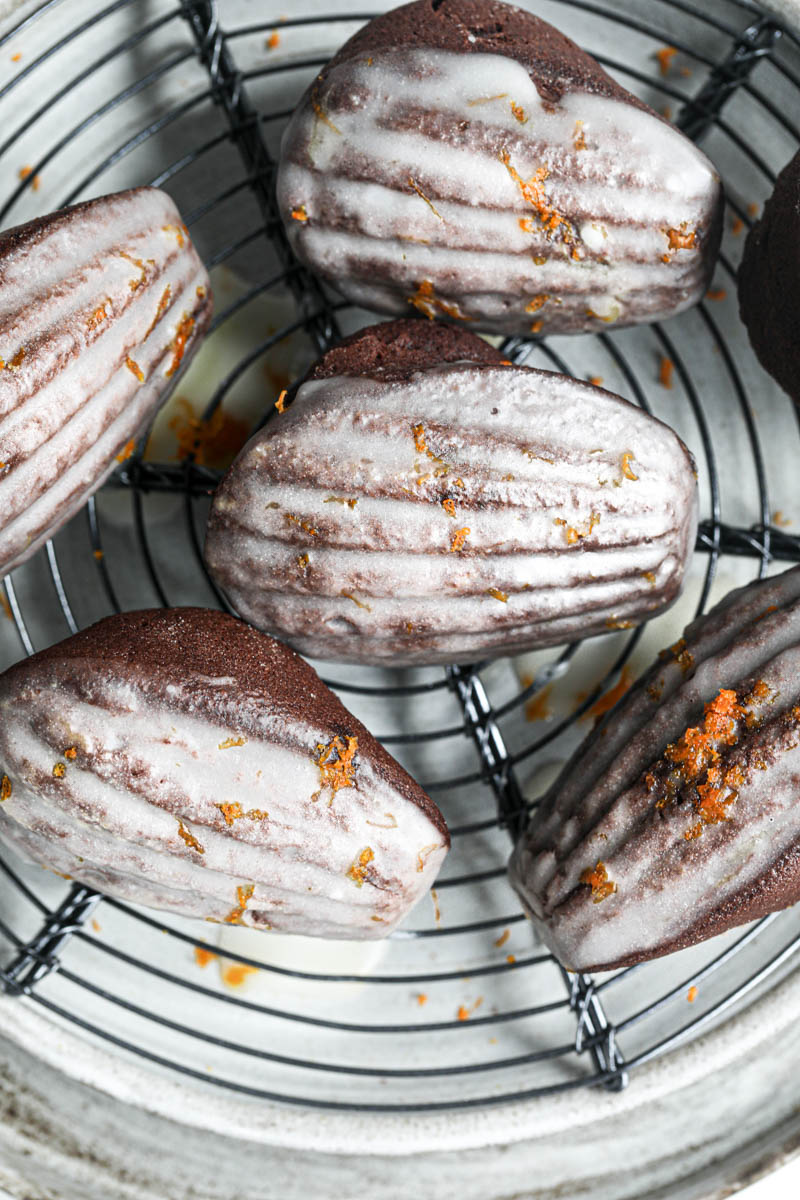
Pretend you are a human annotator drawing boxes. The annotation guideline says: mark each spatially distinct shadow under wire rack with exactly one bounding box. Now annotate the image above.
[0,0,800,1112]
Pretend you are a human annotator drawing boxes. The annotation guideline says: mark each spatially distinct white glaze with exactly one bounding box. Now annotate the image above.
[510,566,800,970]
[205,363,698,664]
[0,628,447,939]
[0,188,211,575]
[277,48,721,334]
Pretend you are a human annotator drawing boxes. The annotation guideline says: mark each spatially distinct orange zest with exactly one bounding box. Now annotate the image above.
[311,82,341,134]
[222,964,258,988]
[166,398,250,469]
[177,820,204,854]
[87,302,108,329]
[165,313,195,377]
[655,46,678,75]
[285,512,318,537]
[665,224,697,252]
[501,150,573,244]
[450,526,470,553]
[580,860,617,903]
[621,451,638,480]
[315,735,358,794]
[408,279,471,321]
[346,846,374,887]
[125,356,144,382]
[525,294,549,314]
[18,165,40,190]
[225,883,255,924]
[407,176,443,220]
[584,667,633,723]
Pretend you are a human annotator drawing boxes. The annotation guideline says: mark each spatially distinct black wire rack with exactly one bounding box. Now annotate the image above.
[1,0,800,1115]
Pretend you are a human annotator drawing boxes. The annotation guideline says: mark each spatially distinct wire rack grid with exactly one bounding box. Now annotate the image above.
[0,0,800,1115]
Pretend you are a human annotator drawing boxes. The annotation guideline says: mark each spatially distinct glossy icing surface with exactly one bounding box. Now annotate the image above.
[0,187,211,576]
[0,609,448,939]
[205,359,698,665]
[278,47,722,334]
[510,566,800,971]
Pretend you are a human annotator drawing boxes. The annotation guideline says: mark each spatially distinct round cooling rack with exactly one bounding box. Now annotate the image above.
[2,0,800,1196]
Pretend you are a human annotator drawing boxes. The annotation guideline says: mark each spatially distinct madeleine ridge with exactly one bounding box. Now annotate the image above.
[277,0,722,336]
[0,609,449,939]
[0,187,212,577]
[510,566,800,972]
[204,319,699,666]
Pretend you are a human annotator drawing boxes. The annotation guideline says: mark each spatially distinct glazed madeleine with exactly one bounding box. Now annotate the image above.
[0,187,211,577]
[739,149,800,404]
[0,608,448,939]
[510,565,800,972]
[277,0,722,336]
[205,319,698,665]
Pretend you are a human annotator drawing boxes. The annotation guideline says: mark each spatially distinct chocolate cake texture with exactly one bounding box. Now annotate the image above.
[509,565,800,972]
[204,319,698,666]
[0,187,212,577]
[277,0,723,335]
[739,149,800,404]
[0,608,448,939]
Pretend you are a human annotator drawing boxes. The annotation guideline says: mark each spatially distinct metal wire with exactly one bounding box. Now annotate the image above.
[1,0,800,1114]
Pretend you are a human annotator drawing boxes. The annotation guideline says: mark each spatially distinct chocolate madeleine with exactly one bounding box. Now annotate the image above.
[739,150,800,404]
[0,608,448,939]
[277,0,722,336]
[509,566,800,972]
[204,319,698,666]
[0,187,212,577]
